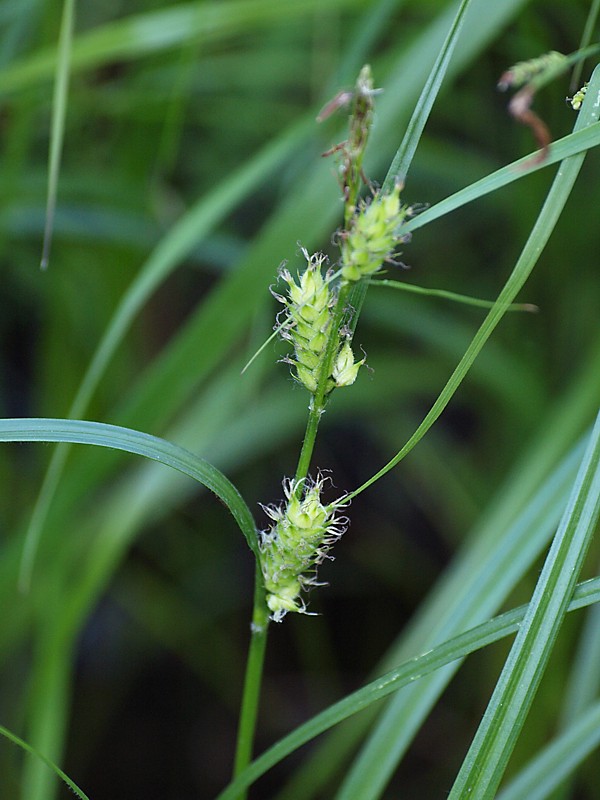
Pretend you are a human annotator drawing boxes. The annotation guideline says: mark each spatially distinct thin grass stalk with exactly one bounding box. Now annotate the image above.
[345,61,600,505]
[293,281,352,486]
[327,57,600,800]
[40,0,75,271]
[342,0,474,346]
[233,566,270,795]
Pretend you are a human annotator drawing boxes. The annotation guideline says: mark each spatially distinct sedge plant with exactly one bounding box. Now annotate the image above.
[2,1,600,799]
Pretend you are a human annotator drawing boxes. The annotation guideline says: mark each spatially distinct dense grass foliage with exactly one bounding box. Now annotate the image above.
[1,1,599,798]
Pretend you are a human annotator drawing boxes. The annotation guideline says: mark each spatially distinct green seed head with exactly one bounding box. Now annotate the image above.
[282,261,330,313]
[275,250,337,394]
[497,50,565,91]
[341,185,409,282]
[259,476,348,622]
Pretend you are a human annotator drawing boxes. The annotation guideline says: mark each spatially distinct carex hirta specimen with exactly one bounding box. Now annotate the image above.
[259,66,412,621]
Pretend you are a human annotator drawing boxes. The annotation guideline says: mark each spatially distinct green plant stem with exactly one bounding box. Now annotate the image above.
[41,0,75,270]
[294,281,353,486]
[235,61,373,786]
[232,565,270,795]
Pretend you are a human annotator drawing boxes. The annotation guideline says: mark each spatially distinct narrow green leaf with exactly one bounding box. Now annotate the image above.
[20,117,308,590]
[497,701,600,800]
[291,336,600,800]
[370,278,537,312]
[571,0,600,89]
[0,724,90,800]
[347,0,475,341]
[448,410,600,798]
[215,575,600,800]
[400,124,600,239]
[550,589,600,800]
[40,0,75,270]
[347,61,600,503]
[0,418,259,557]
[327,56,600,800]
[382,0,472,188]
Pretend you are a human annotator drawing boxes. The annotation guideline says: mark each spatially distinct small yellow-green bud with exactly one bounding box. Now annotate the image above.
[341,185,409,282]
[259,476,348,622]
[568,82,588,111]
[295,363,318,394]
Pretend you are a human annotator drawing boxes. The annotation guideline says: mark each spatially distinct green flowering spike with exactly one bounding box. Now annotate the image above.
[341,184,410,282]
[274,250,336,394]
[568,82,588,111]
[497,50,565,91]
[259,476,348,622]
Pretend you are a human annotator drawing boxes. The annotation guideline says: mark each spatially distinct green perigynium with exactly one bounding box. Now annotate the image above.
[332,339,364,387]
[341,184,411,282]
[259,475,348,622]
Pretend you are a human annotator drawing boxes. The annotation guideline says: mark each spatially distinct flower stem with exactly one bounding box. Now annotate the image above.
[294,281,352,487]
[232,565,270,797]
[292,66,376,489]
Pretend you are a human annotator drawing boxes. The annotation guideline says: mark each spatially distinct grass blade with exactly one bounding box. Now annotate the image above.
[370,278,537,311]
[448,406,600,797]
[496,701,600,800]
[382,0,472,188]
[347,61,600,503]
[401,124,600,239]
[19,118,308,590]
[327,57,600,800]
[0,724,89,800]
[0,418,258,556]
[40,0,75,270]
[347,0,475,343]
[216,575,600,800]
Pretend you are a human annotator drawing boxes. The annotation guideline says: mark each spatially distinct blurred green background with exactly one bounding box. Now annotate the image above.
[1,0,599,797]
